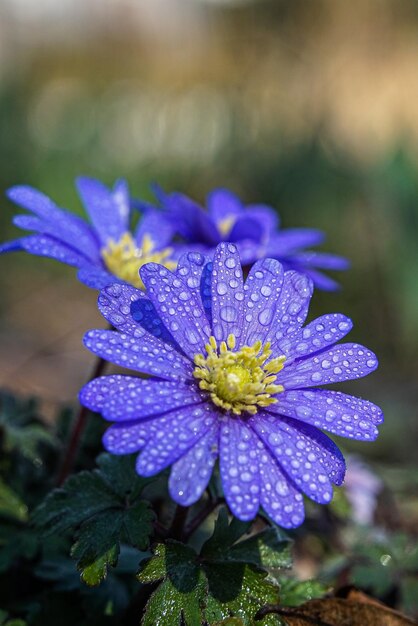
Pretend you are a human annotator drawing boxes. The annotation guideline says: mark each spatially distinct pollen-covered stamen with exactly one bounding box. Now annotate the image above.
[102,232,176,289]
[218,215,237,237]
[193,334,286,415]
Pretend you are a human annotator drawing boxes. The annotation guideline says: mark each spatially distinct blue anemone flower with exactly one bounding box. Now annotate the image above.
[80,243,382,528]
[145,186,349,291]
[0,177,176,290]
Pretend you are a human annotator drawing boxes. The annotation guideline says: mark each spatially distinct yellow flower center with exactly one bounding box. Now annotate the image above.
[193,334,286,415]
[101,232,176,290]
[218,215,237,237]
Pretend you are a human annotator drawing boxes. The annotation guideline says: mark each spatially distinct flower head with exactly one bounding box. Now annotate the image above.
[0,178,175,290]
[145,186,349,290]
[80,243,382,528]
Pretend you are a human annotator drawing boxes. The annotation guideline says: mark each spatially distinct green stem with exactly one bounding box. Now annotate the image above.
[168,505,189,541]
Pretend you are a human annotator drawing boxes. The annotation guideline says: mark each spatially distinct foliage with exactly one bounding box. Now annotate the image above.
[138,508,293,625]
[33,453,155,586]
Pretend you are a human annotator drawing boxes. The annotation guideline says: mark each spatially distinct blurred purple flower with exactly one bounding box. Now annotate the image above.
[80,243,382,528]
[144,186,349,290]
[344,456,383,525]
[0,177,175,290]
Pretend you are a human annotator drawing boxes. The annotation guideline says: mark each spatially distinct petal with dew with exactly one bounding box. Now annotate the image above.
[268,389,382,441]
[241,258,284,346]
[141,263,211,358]
[258,443,305,529]
[279,343,378,389]
[80,375,204,422]
[251,413,345,503]
[83,329,193,381]
[219,418,261,521]
[169,424,219,507]
[136,404,216,476]
[210,243,245,342]
[276,313,353,364]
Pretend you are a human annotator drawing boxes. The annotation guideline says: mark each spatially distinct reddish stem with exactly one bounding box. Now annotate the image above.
[56,355,107,486]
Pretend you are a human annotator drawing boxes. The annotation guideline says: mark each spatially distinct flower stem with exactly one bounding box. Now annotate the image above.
[168,505,189,541]
[56,354,107,486]
[183,497,224,541]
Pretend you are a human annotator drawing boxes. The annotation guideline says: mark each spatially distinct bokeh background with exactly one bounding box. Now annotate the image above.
[0,0,417,504]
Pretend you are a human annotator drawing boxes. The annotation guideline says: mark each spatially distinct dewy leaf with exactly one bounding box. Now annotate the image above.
[139,542,207,626]
[139,537,282,626]
[204,563,280,626]
[32,453,154,585]
[79,545,119,587]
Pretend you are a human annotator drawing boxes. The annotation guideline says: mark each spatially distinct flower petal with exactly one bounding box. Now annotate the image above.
[19,234,92,267]
[206,188,243,224]
[161,191,220,244]
[169,424,219,506]
[291,251,350,271]
[251,413,345,503]
[76,177,130,245]
[299,268,341,292]
[276,314,353,363]
[279,343,379,388]
[140,263,211,358]
[176,251,213,323]
[135,209,175,249]
[103,421,151,454]
[136,404,216,476]
[241,258,284,346]
[77,266,122,289]
[265,270,313,348]
[245,204,279,233]
[80,375,204,421]
[258,444,305,528]
[12,210,100,263]
[268,389,383,441]
[83,329,193,381]
[210,243,245,342]
[97,282,174,344]
[267,229,325,256]
[219,418,261,521]
[229,216,265,244]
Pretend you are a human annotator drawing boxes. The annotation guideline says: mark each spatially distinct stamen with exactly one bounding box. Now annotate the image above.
[193,335,286,416]
[218,215,237,237]
[101,232,176,289]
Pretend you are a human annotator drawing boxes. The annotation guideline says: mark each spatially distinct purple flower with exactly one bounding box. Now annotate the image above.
[0,177,175,290]
[145,186,349,291]
[80,243,382,528]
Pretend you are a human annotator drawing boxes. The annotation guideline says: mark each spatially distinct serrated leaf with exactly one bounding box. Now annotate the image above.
[201,507,252,559]
[204,563,281,625]
[226,527,292,570]
[79,544,119,587]
[32,453,154,585]
[277,578,328,606]
[139,540,281,626]
[0,478,28,522]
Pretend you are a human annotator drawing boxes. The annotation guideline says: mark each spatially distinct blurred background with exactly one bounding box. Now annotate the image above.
[0,0,417,508]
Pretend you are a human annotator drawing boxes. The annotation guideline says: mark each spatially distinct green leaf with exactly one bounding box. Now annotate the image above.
[79,544,119,587]
[139,536,282,626]
[139,542,206,626]
[204,563,280,625]
[277,578,328,606]
[202,507,292,570]
[0,478,28,522]
[33,453,155,585]
[201,507,251,560]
